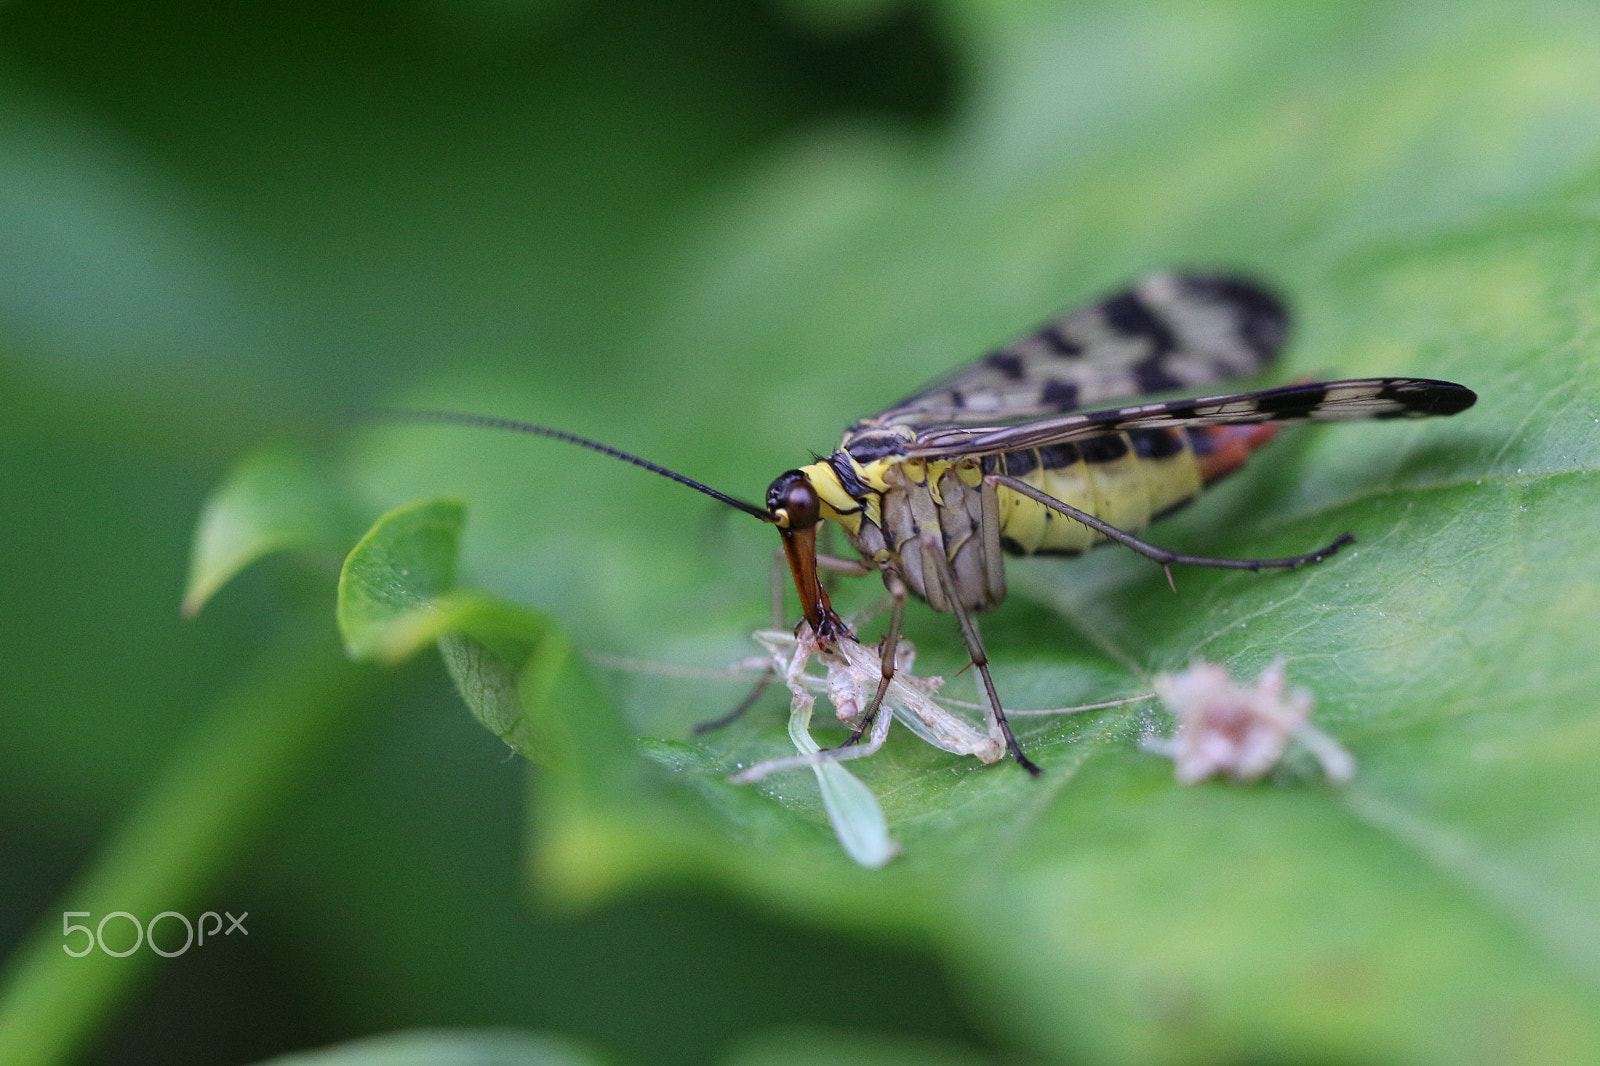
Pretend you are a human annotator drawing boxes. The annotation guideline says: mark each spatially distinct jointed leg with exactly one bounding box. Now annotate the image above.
[693,676,774,735]
[695,548,875,736]
[840,574,906,750]
[986,473,1354,572]
[694,548,791,735]
[816,523,871,595]
[918,531,1042,776]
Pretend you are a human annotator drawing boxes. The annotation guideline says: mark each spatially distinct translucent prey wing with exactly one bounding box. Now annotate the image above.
[855,273,1288,432]
[905,377,1478,458]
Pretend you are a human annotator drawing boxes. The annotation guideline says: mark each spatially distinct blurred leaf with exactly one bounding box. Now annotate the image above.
[0,82,279,390]
[336,497,552,752]
[4,3,972,1064]
[332,498,721,899]
[0,634,371,1066]
[250,1028,613,1066]
[718,1024,997,1066]
[183,443,349,617]
[773,0,908,36]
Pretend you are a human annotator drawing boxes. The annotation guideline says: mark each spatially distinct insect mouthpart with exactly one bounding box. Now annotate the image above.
[766,469,848,641]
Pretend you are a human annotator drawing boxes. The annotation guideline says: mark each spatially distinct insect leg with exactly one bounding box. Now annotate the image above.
[985,473,1354,571]
[692,675,774,735]
[815,523,871,595]
[840,573,906,750]
[693,548,789,736]
[918,531,1043,776]
[697,550,875,737]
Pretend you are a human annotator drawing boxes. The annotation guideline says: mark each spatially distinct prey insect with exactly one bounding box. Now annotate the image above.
[393,272,1476,775]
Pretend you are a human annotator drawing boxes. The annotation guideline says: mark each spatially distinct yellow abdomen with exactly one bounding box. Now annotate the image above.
[993,428,1202,555]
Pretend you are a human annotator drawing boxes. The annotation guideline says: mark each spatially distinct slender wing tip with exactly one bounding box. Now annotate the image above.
[1385,378,1477,416]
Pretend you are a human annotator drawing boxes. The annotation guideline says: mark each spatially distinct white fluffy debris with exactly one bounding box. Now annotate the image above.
[730,624,1005,786]
[728,625,902,868]
[729,622,1025,868]
[721,623,1152,866]
[1145,660,1355,785]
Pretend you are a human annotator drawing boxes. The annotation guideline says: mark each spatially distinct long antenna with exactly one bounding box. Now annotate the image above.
[369,408,773,522]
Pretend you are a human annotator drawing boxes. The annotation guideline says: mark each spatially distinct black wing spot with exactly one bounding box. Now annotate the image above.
[1102,292,1176,355]
[1129,427,1185,459]
[984,352,1026,379]
[1002,450,1040,477]
[1041,380,1080,411]
[1178,274,1289,360]
[1257,384,1327,419]
[1079,435,1130,464]
[1038,442,1081,470]
[1133,359,1187,394]
[1043,326,1083,357]
[1000,535,1028,556]
[1378,380,1478,416]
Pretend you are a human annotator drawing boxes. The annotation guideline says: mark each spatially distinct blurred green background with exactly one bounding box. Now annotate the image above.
[6,1,1600,1065]
[1,2,975,1063]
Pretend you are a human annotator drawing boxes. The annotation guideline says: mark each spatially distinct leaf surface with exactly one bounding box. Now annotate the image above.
[298,3,1600,1061]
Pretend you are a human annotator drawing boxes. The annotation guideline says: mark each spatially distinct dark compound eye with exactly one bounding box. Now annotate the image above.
[765,470,821,529]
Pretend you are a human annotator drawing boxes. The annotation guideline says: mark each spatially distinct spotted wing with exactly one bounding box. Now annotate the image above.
[904,378,1478,459]
[854,273,1289,434]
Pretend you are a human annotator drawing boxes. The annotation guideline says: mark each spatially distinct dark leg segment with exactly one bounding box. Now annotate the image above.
[696,549,875,737]
[841,575,906,750]
[693,675,773,735]
[986,474,1355,571]
[694,548,792,735]
[918,531,1042,776]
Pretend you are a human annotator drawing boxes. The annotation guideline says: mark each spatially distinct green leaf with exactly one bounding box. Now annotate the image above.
[337,497,552,754]
[182,443,348,617]
[337,497,557,675]
[719,1025,996,1066]
[337,497,467,662]
[332,2,1600,1062]
[248,1029,612,1066]
[334,498,719,898]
